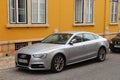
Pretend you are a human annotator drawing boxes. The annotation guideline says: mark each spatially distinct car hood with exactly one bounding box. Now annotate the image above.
[17,43,64,54]
[111,37,120,41]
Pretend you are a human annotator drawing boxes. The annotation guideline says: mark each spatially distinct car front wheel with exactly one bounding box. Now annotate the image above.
[51,54,65,72]
[97,47,106,62]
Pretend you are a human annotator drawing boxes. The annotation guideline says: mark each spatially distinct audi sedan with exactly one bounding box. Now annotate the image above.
[15,31,109,72]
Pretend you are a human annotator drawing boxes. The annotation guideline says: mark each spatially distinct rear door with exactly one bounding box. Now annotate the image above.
[82,33,98,59]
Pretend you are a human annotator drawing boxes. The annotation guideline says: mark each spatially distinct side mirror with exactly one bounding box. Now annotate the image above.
[69,39,77,45]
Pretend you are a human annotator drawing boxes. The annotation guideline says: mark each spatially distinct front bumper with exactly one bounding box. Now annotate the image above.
[110,44,120,49]
[15,54,51,70]
[109,43,120,52]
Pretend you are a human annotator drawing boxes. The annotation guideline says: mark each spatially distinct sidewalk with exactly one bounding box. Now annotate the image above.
[0,56,15,70]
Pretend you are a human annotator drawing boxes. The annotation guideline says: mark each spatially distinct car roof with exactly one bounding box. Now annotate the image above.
[56,31,94,35]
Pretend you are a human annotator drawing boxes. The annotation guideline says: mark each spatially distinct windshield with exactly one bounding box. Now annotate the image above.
[41,33,72,44]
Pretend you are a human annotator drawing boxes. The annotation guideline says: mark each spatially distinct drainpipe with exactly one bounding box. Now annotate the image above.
[54,0,60,33]
[119,26,120,32]
[104,0,108,37]
[105,26,109,34]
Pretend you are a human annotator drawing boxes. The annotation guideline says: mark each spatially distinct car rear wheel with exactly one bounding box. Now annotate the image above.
[96,47,106,62]
[51,54,65,72]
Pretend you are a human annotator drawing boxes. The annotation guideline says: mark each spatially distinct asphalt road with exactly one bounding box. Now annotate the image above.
[0,52,120,80]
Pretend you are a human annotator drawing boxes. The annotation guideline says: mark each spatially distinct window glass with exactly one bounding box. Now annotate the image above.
[41,34,72,44]
[18,0,27,23]
[75,0,94,24]
[111,0,118,23]
[75,0,84,23]
[93,34,99,39]
[71,34,83,43]
[85,0,93,23]
[9,0,27,23]
[83,33,96,41]
[9,0,47,24]
[32,0,46,24]
[9,0,16,23]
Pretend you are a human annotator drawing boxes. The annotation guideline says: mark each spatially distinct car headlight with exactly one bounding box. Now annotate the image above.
[33,54,47,59]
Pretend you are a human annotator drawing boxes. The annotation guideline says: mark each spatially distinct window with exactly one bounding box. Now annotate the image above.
[71,34,83,43]
[9,0,47,25]
[75,0,94,24]
[32,0,46,24]
[41,34,72,44]
[15,42,28,50]
[9,0,27,24]
[83,33,96,41]
[111,0,118,23]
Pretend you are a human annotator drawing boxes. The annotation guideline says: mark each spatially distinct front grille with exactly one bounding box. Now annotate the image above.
[17,54,31,66]
[31,64,45,68]
[113,41,120,45]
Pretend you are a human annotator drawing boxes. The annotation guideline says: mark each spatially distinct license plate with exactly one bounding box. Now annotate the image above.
[18,59,28,63]
[114,45,120,48]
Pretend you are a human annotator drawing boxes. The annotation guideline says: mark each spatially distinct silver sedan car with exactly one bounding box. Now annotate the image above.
[15,31,109,72]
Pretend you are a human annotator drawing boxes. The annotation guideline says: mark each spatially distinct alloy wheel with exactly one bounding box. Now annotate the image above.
[97,48,106,62]
[51,54,65,72]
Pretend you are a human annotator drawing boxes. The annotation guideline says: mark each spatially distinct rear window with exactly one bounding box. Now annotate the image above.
[83,33,98,41]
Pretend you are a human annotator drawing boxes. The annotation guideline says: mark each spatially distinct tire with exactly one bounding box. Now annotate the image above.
[96,47,106,62]
[51,54,65,72]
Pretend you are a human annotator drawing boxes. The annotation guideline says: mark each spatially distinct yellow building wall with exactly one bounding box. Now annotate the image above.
[0,0,119,41]
[58,0,105,34]
[0,0,60,41]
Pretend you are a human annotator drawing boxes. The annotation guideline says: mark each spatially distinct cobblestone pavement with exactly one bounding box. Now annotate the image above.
[0,52,120,80]
[0,56,15,70]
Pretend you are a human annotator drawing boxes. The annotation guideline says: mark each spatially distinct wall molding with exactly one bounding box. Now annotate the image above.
[0,38,42,45]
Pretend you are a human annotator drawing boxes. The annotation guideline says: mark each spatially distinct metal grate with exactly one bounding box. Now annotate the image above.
[15,42,28,50]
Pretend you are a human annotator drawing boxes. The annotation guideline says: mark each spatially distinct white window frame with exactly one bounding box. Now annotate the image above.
[110,0,118,24]
[32,0,46,24]
[8,0,48,28]
[74,0,94,25]
[9,0,27,24]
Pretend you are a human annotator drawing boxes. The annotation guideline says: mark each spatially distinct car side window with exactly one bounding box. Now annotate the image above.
[83,33,96,41]
[71,34,83,43]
